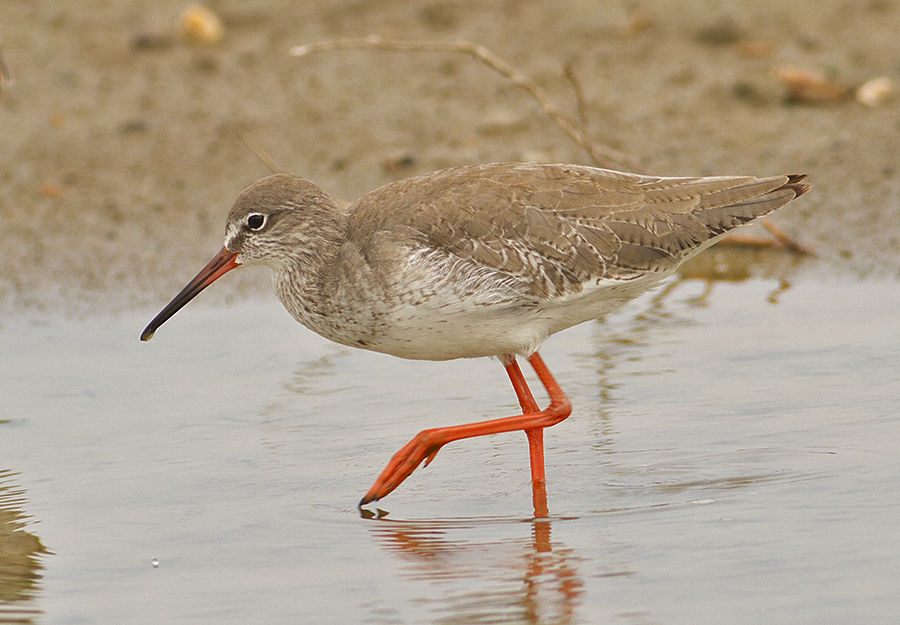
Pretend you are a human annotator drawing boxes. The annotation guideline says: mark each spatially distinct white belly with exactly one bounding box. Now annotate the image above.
[276,247,670,361]
[358,270,668,361]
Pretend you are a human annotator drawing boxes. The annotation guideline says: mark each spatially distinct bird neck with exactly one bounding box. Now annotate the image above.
[270,207,349,325]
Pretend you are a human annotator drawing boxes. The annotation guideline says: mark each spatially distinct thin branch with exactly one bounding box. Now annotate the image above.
[290,36,641,170]
[563,60,590,137]
[759,218,816,256]
[237,129,283,174]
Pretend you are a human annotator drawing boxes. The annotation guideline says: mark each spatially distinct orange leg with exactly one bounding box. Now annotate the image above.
[359,352,572,506]
[504,358,552,517]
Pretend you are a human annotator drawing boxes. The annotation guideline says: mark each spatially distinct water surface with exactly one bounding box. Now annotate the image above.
[2,277,899,624]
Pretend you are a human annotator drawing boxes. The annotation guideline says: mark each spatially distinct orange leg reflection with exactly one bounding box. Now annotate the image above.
[364,514,583,624]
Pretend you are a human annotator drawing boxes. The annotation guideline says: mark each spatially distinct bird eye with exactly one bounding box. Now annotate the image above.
[246,213,266,231]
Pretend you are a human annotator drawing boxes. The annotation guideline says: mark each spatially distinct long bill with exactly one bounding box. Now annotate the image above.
[140,247,240,341]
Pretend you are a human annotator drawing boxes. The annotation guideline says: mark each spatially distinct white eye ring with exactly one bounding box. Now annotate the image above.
[246,213,266,231]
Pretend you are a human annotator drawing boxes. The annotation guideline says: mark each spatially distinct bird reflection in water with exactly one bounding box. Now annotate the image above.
[362,504,583,624]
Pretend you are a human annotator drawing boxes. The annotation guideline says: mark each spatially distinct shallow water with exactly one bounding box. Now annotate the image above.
[2,277,899,624]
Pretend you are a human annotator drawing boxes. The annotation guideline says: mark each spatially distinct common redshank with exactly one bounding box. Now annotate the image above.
[141,162,809,508]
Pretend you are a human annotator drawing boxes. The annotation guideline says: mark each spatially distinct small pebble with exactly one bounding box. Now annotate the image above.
[620,11,651,37]
[40,182,67,198]
[856,77,893,107]
[773,65,849,103]
[179,5,224,46]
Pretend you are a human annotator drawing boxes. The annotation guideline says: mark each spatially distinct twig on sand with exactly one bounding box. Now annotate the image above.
[290,36,640,171]
[563,60,591,140]
[237,130,283,174]
[759,218,816,255]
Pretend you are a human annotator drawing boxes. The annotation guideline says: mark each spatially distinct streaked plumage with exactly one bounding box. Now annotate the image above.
[141,162,809,507]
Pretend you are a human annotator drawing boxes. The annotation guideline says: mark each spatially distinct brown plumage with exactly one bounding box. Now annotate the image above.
[350,163,807,297]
